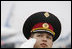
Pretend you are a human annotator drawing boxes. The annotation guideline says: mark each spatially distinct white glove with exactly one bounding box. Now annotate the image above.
[20,38,36,48]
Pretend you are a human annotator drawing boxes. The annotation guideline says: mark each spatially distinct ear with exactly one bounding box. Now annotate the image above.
[28,37,31,39]
[28,34,34,39]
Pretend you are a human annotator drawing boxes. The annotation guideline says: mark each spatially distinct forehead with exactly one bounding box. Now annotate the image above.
[33,32,53,36]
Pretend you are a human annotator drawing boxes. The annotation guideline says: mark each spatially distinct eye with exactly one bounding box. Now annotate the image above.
[47,36,52,39]
[37,34,42,37]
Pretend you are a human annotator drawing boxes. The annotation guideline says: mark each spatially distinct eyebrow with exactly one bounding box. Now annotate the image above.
[36,33,52,37]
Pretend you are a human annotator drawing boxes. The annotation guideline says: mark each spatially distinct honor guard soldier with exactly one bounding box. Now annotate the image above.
[21,12,61,48]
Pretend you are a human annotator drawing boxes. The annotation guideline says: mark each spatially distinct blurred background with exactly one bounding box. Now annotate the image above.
[1,1,71,48]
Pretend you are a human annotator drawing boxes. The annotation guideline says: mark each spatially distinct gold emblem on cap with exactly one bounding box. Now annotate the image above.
[42,23,49,29]
[44,12,49,17]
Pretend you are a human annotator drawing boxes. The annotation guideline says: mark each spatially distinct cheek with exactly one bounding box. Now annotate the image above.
[47,40,53,48]
[33,37,42,47]
[34,37,41,44]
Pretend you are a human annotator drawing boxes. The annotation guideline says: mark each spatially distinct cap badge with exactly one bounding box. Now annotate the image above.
[42,23,49,29]
[44,12,49,17]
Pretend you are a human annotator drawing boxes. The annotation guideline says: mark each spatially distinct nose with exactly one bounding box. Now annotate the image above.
[42,37,47,42]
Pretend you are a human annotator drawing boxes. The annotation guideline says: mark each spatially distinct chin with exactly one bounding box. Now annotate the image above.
[34,46,48,48]
[39,46,47,48]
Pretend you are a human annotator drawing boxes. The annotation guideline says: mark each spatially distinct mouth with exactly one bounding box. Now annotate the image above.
[40,43,47,47]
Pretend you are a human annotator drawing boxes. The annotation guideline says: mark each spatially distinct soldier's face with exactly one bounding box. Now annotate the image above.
[31,33,53,48]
